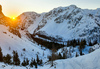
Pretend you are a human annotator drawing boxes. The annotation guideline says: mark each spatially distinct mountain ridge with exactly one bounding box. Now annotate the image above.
[0,5,100,69]
[18,5,100,43]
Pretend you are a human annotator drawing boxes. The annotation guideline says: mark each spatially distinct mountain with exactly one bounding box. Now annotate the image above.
[0,5,51,65]
[17,5,100,44]
[0,5,4,17]
[0,25,50,62]
[14,4,100,64]
[0,5,12,26]
[0,4,100,69]
[15,4,100,62]
[36,5,100,42]
[17,12,40,30]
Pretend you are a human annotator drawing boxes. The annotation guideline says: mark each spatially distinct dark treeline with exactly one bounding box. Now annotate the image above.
[31,33,98,51]
[0,47,20,65]
[35,32,63,42]
[31,34,65,50]
[0,47,43,68]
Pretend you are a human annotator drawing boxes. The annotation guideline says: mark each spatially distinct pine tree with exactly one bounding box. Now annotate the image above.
[75,52,79,57]
[63,53,66,59]
[79,40,85,51]
[77,39,80,45]
[89,40,93,46]
[67,40,70,46]
[39,59,43,65]
[33,59,36,65]
[12,51,20,65]
[30,58,34,67]
[58,52,62,59]
[35,63,37,68]
[21,58,29,66]
[3,54,12,64]
[0,47,3,62]
[80,50,83,56]
[36,55,40,64]
[83,39,86,45]
[21,58,26,66]
[73,39,76,47]
[26,58,29,65]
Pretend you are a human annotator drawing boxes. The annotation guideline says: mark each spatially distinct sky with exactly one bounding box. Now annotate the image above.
[0,0,100,18]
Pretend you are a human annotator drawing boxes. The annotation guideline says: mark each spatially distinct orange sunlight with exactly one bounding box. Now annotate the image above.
[10,17,18,28]
[11,17,16,21]
[12,17,15,20]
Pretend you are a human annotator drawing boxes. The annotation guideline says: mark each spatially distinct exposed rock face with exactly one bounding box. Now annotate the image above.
[0,5,4,18]
[0,5,11,25]
[0,5,2,13]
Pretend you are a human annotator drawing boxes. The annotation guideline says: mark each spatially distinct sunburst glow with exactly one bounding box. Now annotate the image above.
[12,17,16,20]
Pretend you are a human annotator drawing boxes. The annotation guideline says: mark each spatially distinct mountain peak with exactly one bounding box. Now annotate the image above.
[68,5,77,8]
[0,5,2,13]
[0,5,4,18]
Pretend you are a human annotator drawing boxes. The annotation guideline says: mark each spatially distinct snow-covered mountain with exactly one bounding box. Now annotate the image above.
[36,5,100,42]
[0,4,100,69]
[0,5,51,67]
[14,4,100,61]
[17,12,40,30]
[17,5,100,43]
[14,4,100,62]
[0,25,51,63]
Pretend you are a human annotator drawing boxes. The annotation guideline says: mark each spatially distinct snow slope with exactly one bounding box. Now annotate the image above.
[17,12,40,32]
[37,5,100,41]
[0,5,100,69]
[0,25,51,62]
[39,45,100,69]
[20,5,100,43]
[0,44,99,69]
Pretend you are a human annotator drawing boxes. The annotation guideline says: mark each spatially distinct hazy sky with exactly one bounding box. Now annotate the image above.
[0,0,100,18]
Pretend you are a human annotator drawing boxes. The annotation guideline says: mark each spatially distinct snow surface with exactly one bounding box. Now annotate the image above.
[22,5,100,42]
[0,5,100,69]
[39,45,100,69]
[37,7,100,41]
[0,44,100,69]
[0,25,51,62]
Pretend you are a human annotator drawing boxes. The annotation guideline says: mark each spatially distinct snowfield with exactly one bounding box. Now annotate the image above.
[0,25,51,62]
[0,44,100,69]
[23,5,100,43]
[39,46,100,69]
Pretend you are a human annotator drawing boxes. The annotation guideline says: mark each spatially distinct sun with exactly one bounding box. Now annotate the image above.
[12,17,16,20]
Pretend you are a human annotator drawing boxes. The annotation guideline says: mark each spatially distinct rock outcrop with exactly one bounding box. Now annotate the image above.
[0,5,4,18]
[0,5,2,13]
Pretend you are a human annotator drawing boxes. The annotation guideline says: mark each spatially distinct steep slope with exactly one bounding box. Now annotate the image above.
[0,5,52,67]
[17,12,40,31]
[0,25,51,62]
[24,5,100,43]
